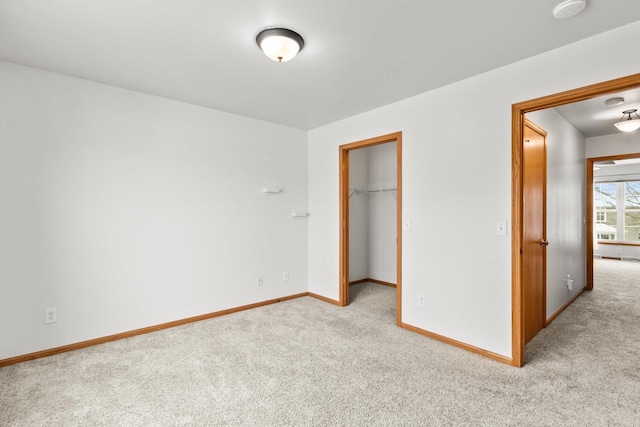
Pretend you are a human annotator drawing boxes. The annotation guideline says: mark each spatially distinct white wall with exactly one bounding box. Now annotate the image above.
[349,149,369,280]
[595,244,640,259]
[308,21,640,358]
[0,61,308,360]
[586,132,640,158]
[526,109,586,319]
[367,143,397,284]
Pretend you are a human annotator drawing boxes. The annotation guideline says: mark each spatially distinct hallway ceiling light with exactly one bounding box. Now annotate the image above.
[613,109,640,132]
[553,0,587,19]
[256,28,304,62]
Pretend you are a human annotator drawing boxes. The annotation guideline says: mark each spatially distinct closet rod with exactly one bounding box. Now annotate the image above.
[349,187,397,200]
[363,188,396,193]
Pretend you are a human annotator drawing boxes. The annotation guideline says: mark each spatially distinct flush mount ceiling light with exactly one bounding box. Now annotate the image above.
[553,0,587,19]
[256,28,304,62]
[614,109,640,132]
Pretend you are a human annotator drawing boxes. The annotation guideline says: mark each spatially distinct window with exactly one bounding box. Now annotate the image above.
[595,182,617,241]
[624,181,640,242]
[595,180,640,244]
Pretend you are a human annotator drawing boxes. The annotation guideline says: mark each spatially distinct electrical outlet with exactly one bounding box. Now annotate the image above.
[418,294,426,308]
[44,308,57,324]
[283,271,289,281]
[616,248,622,254]
[257,275,264,286]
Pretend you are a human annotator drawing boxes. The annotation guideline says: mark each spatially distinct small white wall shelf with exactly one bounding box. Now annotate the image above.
[291,211,309,217]
[262,187,283,193]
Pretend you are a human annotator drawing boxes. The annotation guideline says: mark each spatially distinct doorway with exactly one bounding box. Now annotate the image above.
[511,73,640,367]
[339,132,402,326]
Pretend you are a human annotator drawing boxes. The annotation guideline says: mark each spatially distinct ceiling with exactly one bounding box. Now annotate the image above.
[1,1,640,130]
[555,88,640,138]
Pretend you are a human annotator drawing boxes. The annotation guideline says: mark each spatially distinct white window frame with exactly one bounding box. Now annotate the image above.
[596,180,640,244]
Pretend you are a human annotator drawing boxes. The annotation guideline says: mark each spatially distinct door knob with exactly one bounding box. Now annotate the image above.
[539,239,549,246]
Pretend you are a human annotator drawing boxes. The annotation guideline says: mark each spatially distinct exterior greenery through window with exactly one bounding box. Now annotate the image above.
[595,181,640,243]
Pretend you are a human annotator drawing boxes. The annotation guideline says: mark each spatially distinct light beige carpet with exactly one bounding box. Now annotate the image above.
[1,259,639,426]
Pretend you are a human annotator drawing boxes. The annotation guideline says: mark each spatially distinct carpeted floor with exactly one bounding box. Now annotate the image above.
[1,259,638,426]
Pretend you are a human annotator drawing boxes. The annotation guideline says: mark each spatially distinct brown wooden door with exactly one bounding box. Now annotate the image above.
[523,120,547,343]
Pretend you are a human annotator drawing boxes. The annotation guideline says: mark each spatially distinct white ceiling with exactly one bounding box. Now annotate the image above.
[555,88,640,138]
[1,1,640,130]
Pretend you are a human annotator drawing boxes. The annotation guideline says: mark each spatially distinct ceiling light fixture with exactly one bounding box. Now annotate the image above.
[256,28,304,63]
[613,109,640,132]
[553,0,587,19]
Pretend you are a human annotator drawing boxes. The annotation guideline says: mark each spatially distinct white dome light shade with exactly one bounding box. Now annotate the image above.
[256,28,304,62]
[614,119,640,132]
[260,36,300,62]
[614,109,640,132]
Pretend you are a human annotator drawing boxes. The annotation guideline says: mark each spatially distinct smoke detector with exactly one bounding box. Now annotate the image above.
[553,0,587,19]
[605,97,625,107]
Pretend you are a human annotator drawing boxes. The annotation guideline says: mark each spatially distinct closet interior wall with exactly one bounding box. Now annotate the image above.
[349,142,397,284]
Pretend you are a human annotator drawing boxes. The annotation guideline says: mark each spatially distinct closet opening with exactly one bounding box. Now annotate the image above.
[339,132,402,326]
